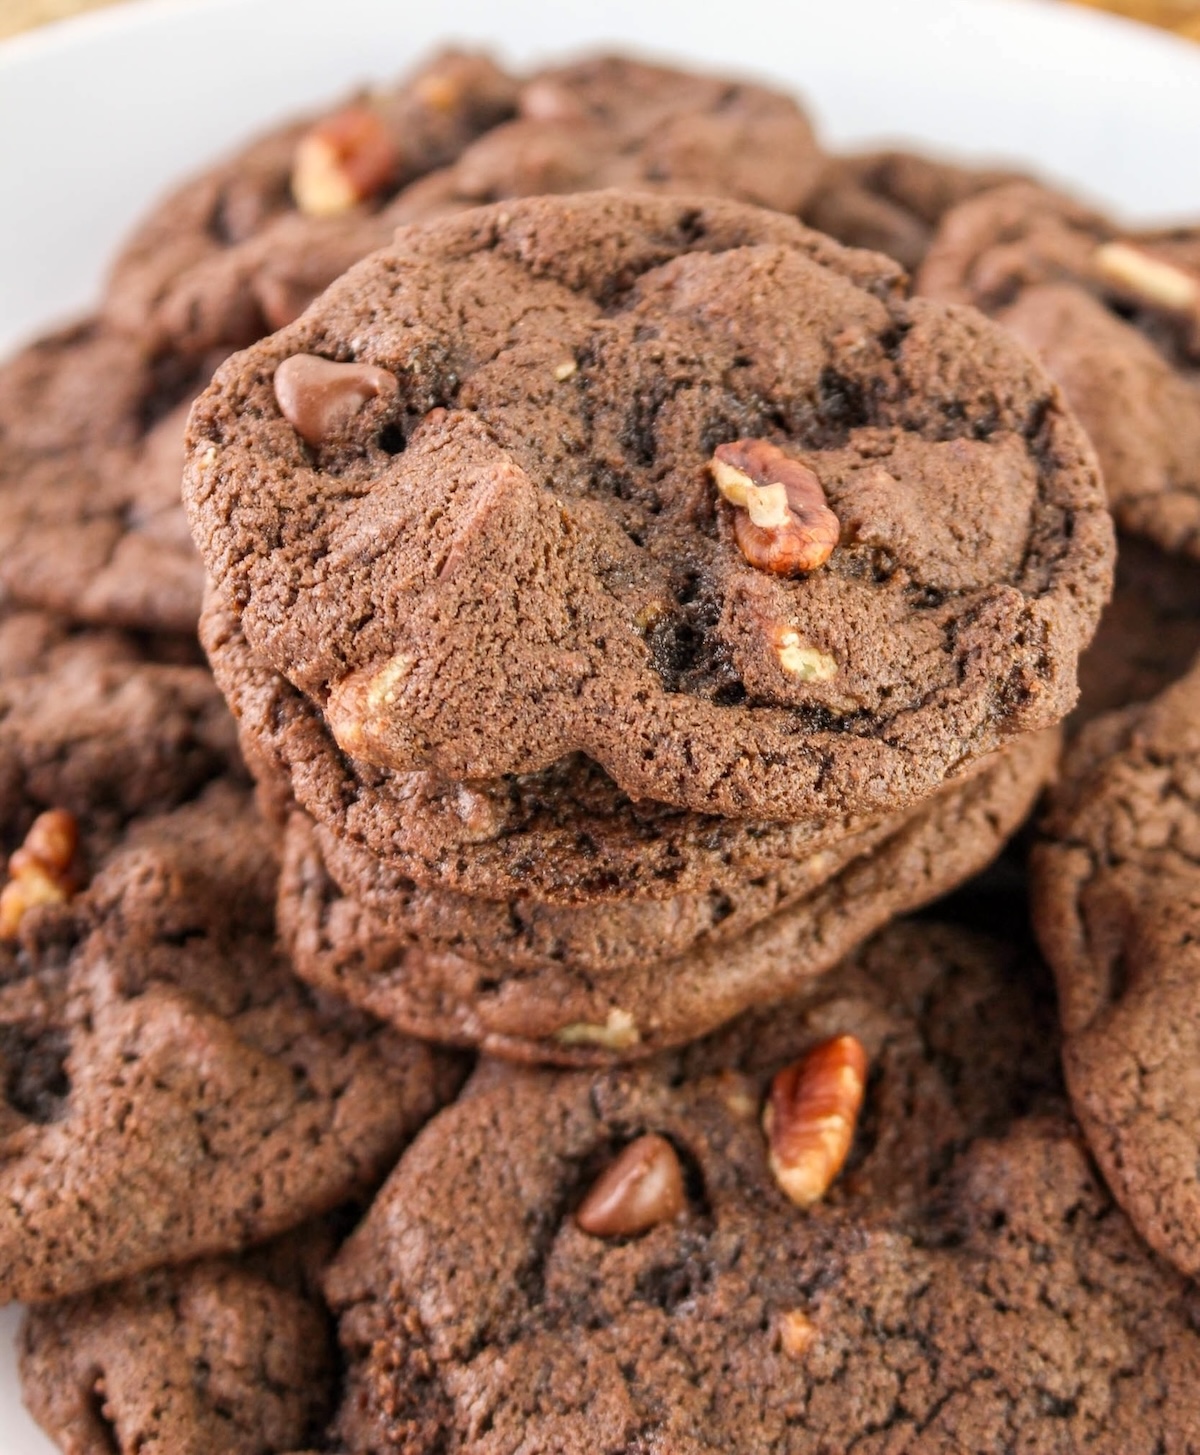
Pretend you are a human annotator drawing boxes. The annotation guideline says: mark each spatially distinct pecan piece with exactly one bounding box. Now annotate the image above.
[292,103,399,217]
[576,1133,686,1237]
[1093,240,1200,317]
[274,354,398,448]
[778,1309,817,1359]
[0,809,81,939]
[763,1034,867,1207]
[710,439,839,576]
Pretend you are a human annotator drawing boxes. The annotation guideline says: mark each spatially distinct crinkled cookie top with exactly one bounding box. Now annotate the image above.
[187,191,1112,820]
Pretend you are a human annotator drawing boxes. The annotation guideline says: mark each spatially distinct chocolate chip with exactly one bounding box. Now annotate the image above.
[273,354,398,448]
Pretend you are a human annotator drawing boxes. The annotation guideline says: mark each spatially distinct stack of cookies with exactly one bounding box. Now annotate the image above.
[188,185,1109,1063]
[6,39,1200,1455]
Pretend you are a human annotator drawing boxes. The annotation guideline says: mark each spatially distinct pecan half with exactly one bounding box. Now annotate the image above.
[710,439,839,576]
[0,809,80,939]
[763,1034,868,1207]
[575,1133,686,1237]
[292,103,399,217]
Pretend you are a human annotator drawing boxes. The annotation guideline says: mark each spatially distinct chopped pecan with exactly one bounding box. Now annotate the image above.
[291,103,399,217]
[711,439,839,576]
[1093,240,1200,316]
[0,809,80,939]
[763,1034,868,1207]
[778,1309,817,1359]
[576,1133,686,1237]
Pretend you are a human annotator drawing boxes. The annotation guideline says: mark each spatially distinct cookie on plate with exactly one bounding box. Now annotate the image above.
[326,920,1200,1452]
[278,731,1060,1062]
[20,1218,342,1455]
[0,608,240,845]
[186,191,1111,820]
[103,49,519,361]
[919,182,1200,559]
[1073,534,1200,726]
[1034,656,1200,1276]
[0,785,462,1303]
[802,149,1027,272]
[389,53,823,226]
[0,320,208,632]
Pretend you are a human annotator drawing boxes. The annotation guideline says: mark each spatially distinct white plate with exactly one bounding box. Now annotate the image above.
[1,0,1199,1448]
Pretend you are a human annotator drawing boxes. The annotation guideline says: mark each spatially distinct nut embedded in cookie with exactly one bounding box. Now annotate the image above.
[711,438,840,576]
[292,104,401,217]
[763,1033,868,1207]
[0,808,80,939]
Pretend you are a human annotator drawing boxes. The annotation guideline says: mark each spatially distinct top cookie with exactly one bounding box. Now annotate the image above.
[919,183,1200,559]
[187,191,1112,820]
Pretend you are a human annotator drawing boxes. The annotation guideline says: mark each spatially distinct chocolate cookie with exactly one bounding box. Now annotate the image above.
[0,319,208,631]
[186,191,1111,821]
[326,921,1200,1453]
[202,586,918,905]
[20,1219,341,1455]
[802,149,1027,272]
[388,53,822,226]
[919,183,1200,559]
[1034,657,1200,1276]
[106,52,820,376]
[102,50,519,362]
[0,785,462,1303]
[0,611,241,845]
[1073,534,1200,726]
[278,731,1059,1062]
[301,805,908,976]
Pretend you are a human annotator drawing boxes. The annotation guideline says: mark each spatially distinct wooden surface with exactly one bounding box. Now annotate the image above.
[2,0,1200,41]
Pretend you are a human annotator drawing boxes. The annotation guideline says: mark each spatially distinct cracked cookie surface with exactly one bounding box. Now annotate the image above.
[19,1219,342,1455]
[186,191,1111,820]
[0,785,462,1303]
[0,320,208,631]
[0,607,241,847]
[202,586,911,905]
[278,731,1059,1062]
[326,920,1200,1453]
[1034,657,1200,1276]
[919,183,1200,560]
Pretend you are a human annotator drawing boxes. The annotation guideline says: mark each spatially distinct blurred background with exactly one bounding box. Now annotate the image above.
[3,0,1200,40]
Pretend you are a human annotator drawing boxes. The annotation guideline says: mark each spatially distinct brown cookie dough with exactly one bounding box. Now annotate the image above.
[0,611,242,846]
[0,319,208,631]
[919,182,1200,559]
[326,921,1200,1454]
[201,586,916,906]
[802,149,1027,272]
[1034,657,1200,1276]
[0,785,463,1303]
[278,730,1059,1063]
[102,50,519,362]
[19,1219,341,1455]
[186,191,1111,821]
